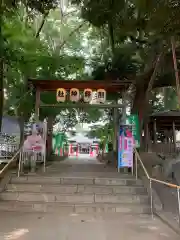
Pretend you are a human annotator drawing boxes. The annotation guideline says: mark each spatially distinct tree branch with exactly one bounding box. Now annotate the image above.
[146,51,164,99]
[35,11,49,38]
[63,10,78,18]
[58,21,86,50]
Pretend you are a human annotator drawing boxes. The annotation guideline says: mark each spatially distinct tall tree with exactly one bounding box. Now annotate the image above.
[0,0,3,130]
[71,0,180,124]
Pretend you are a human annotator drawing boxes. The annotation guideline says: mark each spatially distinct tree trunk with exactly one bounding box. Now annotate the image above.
[132,52,163,120]
[18,115,24,146]
[171,36,180,106]
[145,52,163,100]
[132,52,163,147]
[132,89,145,122]
[0,0,3,131]
[131,69,153,121]
[47,116,53,158]
[35,11,49,38]
[0,58,3,131]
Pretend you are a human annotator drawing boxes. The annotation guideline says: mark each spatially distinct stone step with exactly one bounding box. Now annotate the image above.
[7,183,147,195]
[10,176,143,186]
[0,191,149,204]
[0,201,150,214]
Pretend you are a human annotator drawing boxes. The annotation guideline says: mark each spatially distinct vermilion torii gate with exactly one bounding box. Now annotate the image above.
[28,79,131,155]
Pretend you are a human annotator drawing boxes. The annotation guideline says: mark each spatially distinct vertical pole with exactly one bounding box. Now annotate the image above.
[47,116,53,158]
[31,88,40,173]
[177,187,180,227]
[153,119,157,144]
[71,144,73,155]
[131,161,134,176]
[113,107,117,152]
[18,151,22,177]
[43,119,47,172]
[113,107,118,171]
[76,143,78,157]
[145,123,150,152]
[150,179,154,219]
[135,151,138,180]
[69,144,71,156]
[31,150,36,173]
[121,91,126,124]
[172,121,176,152]
[96,144,98,156]
[70,144,72,156]
[122,94,126,173]
[35,88,40,122]
[89,145,91,157]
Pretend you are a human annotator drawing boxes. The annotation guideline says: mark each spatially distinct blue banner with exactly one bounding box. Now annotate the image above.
[118,126,124,168]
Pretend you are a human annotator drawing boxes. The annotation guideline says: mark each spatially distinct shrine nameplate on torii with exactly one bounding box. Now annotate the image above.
[28,79,131,117]
[56,87,106,103]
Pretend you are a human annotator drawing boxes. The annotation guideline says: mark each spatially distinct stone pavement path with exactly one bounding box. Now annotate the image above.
[0,212,179,240]
[44,156,118,177]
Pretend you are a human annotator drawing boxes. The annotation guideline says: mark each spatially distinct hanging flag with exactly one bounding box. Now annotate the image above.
[127,114,140,148]
[104,142,108,153]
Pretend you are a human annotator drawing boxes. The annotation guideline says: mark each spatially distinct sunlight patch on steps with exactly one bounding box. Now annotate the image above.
[4,228,29,240]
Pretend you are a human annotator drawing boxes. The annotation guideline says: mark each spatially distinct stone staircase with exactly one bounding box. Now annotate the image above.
[0,173,150,214]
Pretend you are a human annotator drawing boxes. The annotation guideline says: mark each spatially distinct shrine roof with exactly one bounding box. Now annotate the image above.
[28,79,132,92]
[151,110,180,118]
[149,110,180,130]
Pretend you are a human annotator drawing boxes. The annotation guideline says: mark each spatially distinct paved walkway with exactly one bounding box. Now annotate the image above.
[44,156,118,177]
[0,212,179,240]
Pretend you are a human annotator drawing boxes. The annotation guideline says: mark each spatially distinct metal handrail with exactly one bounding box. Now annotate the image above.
[134,149,150,179]
[151,177,180,189]
[0,147,21,178]
[0,143,46,180]
[134,148,180,189]
[134,148,180,226]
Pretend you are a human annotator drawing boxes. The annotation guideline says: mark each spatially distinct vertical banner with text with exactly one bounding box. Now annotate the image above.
[118,125,134,169]
[126,114,140,148]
